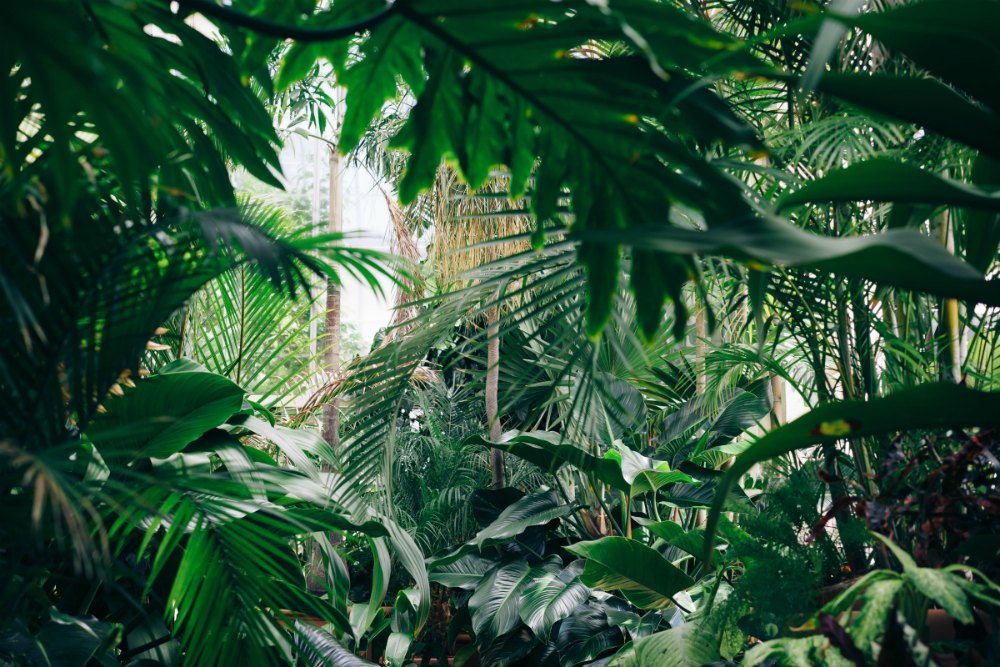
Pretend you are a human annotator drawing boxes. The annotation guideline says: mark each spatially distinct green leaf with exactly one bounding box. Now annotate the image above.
[472,489,570,548]
[518,567,590,639]
[873,534,974,625]
[566,537,695,610]
[429,553,497,590]
[34,609,121,667]
[470,431,631,492]
[963,154,1000,272]
[385,517,432,638]
[818,569,902,619]
[812,73,1000,158]
[295,622,375,666]
[629,470,697,497]
[744,635,855,667]
[844,0,1000,113]
[86,371,245,460]
[340,16,425,154]
[393,48,464,204]
[779,160,1000,212]
[587,215,1000,308]
[850,578,904,648]
[468,559,535,648]
[429,488,569,568]
[555,605,626,666]
[705,384,1000,559]
[609,614,722,667]
[350,537,391,641]
[638,520,706,560]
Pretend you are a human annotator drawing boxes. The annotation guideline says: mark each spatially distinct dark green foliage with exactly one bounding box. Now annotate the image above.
[726,469,849,639]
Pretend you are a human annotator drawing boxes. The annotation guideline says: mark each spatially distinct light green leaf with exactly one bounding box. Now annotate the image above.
[609,615,722,667]
[518,570,590,640]
[874,534,974,625]
[566,537,694,610]
[86,371,245,460]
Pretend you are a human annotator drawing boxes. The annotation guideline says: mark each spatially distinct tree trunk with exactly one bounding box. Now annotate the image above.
[769,374,785,429]
[486,307,505,488]
[935,209,963,383]
[322,142,343,450]
[308,108,344,595]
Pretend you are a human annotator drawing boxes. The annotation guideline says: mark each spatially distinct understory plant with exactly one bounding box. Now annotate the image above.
[5,0,1000,666]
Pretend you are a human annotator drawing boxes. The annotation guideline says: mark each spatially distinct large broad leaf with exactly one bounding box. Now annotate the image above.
[609,615,723,667]
[810,73,1000,158]
[30,609,120,667]
[470,487,527,528]
[664,462,753,512]
[472,489,570,548]
[838,0,1000,114]
[962,155,1000,273]
[519,566,591,640]
[566,537,694,610]
[429,553,497,590]
[479,627,539,667]
[554,606,626,666]
[295,622,375,666]
[469,431,631,492]
[704,384,1000,557]
[587,215,1000,308]
[638,520,707,560]
[468,559,536,648]
[850,579,905,648]
[874,534,974,625]
[779,160,1000,212]
[86,371,245,460]
[803,1,1000,157]
[429,489,571,568]
[472,431,693,498]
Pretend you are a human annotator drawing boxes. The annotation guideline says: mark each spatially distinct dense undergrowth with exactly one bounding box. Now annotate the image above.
[3,0,1000,665]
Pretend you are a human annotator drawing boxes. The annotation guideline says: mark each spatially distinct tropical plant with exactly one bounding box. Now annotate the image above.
[7,0,1000,665]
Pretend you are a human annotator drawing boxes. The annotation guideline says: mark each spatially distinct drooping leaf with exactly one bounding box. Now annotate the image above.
[295,622,376,666]
[873,534,974,625]
[519,568,591,640]
[566,537,694,610]
[86,371,245,461]
[468,559,535,648]
[779,160,1000,212]
[429,553,497,590]
[554,605,626,666]
[705,384,1000,558]
[609,614,722,667]
[429,489,570,568]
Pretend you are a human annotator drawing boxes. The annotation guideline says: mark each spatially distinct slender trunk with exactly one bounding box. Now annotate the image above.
[830,215,868,574]
[936,209,962,383]
[308,140,323,375]
[486,307,505,488]
[769,374,785,430]
[321,143,343,450]
[695,307,708,527]
[308,101,344,595]
[695,307,708,397]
